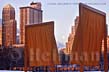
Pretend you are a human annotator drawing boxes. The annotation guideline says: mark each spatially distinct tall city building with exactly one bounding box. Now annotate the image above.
[20,2,43,44]
[65,16,79,54]
[2,4,17,47]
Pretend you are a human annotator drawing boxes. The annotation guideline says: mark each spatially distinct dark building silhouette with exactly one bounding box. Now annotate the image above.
[0,27,2,46]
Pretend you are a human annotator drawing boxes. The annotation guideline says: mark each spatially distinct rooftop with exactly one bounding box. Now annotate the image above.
[3,4,14,9]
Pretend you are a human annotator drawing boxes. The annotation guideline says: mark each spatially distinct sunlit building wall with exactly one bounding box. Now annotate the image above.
[20,2,43,44]
[2,4,17,47]
[65,16,79,54]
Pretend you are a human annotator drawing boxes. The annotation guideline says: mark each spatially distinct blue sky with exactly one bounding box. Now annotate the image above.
[0,0,109,48]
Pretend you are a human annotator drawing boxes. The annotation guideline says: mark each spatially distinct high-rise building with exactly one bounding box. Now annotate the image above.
[2,4,17,47]
[65,16,79,54]
[20,2,43,44]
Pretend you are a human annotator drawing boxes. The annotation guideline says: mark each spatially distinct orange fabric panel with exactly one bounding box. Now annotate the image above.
[25,21,59,67]
[70,3,106,66]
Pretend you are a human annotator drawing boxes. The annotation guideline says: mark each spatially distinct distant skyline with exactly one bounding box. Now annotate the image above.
[0,0,109,48]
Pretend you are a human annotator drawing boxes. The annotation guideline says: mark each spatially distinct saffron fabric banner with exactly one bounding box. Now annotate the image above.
[70,3,106,66]
[25,21,59,67]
